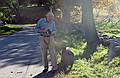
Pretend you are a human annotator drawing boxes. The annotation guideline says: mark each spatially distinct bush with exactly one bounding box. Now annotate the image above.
[0,25,22,35]
[0,8,13,23]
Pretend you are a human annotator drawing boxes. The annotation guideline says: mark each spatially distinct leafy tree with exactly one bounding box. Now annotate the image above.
[0,0,21,23]
[0,8,12,23]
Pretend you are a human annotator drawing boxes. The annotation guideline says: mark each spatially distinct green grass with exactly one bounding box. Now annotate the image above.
[55,21,120,78]
[96,19,120,30]
[96,19,120,37]
[0,25,23,36]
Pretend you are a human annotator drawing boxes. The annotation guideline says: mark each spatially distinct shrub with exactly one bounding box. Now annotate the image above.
[0,25,22,35]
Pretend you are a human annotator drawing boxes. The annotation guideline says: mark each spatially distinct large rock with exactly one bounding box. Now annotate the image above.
[108,37,120,61]
[98,33,120,61]
[98,34,110,46]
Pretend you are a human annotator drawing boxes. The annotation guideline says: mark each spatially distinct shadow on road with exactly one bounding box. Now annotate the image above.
[0,27,42,68]
[33,70,57,78]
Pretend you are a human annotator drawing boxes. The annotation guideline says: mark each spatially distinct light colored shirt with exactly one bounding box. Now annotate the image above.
[35,18,56,33]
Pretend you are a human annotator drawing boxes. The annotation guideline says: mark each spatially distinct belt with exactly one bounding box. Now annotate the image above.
[40,32,51,37]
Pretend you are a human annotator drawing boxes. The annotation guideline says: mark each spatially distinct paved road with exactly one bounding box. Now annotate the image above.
[0,26,54,78]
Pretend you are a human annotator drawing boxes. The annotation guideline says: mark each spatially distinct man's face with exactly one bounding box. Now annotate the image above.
[46,14,54,22]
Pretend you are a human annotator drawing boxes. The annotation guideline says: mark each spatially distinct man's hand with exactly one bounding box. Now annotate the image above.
[50,31,56,36]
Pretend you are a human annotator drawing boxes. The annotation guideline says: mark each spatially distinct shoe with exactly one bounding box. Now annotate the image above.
[42,68,48,73]
[51,68,58,73]
[51,70,58,74]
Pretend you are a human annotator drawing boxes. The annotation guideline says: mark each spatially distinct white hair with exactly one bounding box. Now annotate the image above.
[46,11,54,17]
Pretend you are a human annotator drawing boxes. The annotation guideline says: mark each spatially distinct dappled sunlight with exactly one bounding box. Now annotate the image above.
[70,6,82,24]
[0,27,42,68]
[0,0,120,78]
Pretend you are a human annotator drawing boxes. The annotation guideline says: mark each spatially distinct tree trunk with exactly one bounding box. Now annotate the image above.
[61,0,72,30]
[81,0,99,59]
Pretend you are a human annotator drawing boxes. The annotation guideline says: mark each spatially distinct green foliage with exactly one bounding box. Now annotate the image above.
[96,19,120,37]
[0,8,13,22]
[56,24,120,78]
[58,45,120,78]
[91,46,108,63]
[0,25,22,35]
[44,0,56,8]
[56,28,84,48]
[96,19,120,30]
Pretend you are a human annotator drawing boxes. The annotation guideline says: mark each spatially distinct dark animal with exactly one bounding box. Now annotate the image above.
[60,47,75,72]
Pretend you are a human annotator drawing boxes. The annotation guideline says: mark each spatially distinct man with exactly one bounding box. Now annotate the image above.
[35,11,58,73]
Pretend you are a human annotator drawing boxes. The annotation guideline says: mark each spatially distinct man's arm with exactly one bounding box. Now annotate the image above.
[35,19,42,33]
[35,18,47,33]
[49,21,56,35]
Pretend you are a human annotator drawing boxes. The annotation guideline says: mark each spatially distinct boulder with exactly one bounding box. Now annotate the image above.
[108,38,120,61]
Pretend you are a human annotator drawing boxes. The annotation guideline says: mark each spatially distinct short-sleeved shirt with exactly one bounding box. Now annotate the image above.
[35,18,56,33]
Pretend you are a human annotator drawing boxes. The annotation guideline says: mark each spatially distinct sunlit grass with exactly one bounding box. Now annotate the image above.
[7,24,36,27]
[55,22,120,78]
[105,33,120,36]
[0,25,23,36]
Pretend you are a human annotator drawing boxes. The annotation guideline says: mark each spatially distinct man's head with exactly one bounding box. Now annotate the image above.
[46,11,55,22]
